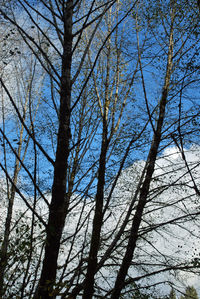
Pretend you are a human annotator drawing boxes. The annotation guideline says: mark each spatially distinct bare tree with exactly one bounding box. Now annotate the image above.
[0,20,46,297]
[0,0,200,298]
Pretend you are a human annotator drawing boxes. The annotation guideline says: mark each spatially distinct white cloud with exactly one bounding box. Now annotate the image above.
[0,145,200,297]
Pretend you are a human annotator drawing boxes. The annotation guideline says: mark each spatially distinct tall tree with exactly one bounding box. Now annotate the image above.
[0,0,200,298]
[0,17,45,297]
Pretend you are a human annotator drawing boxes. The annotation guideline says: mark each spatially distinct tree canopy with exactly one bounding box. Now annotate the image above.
[0,0,200,298]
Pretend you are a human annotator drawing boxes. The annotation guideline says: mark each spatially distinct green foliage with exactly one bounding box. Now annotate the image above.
[169,288,176,299]
[182,286,199,299]
[0,211,45,298]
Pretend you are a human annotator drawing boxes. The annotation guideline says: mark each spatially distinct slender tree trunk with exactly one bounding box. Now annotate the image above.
[110,3,175,297]
[82,129,108,299]
[34,2,73,298]
[0,166,20,296]
[0,92,29,297]
[110,104,166,298]
[83,16,112,296]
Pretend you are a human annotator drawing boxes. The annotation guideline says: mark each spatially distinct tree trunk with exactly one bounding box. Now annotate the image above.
[82,131,108,299]
[34,2,73,298]
[0,92,29,297]
[110,3,175,297]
